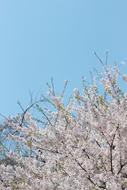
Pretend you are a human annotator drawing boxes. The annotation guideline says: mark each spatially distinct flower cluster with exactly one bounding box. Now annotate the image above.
[1,65,127,189]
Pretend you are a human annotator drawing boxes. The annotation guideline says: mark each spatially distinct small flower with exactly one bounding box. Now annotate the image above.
[123,75,127,82]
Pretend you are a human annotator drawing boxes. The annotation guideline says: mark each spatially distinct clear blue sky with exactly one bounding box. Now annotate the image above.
[0,0,127,116]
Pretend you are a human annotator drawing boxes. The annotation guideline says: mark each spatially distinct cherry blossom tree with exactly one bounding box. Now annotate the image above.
[1,61,127,190]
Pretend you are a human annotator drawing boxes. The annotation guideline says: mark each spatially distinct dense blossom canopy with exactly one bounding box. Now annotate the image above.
[1,65,127,190]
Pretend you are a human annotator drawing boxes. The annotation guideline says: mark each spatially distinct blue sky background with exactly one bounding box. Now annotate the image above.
[0,0,127,117]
